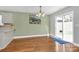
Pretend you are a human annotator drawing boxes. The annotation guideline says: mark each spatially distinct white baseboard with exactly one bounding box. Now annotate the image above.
[49,34,55,36]
[13,34,49,39]
[73,43,79,47]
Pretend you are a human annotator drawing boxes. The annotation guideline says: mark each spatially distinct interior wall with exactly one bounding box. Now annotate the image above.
[0,11,49,37]
[49,6,79,44]
[13,13,49,36]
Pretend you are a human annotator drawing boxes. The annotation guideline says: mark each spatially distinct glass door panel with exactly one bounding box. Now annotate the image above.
[55,16,63,39]
[63,13,73,43]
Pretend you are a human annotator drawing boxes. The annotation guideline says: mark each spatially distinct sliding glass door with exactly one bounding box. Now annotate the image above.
[55,11,73,43]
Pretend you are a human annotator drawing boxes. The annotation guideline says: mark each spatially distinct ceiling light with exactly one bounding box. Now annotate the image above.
[36,6,45,17]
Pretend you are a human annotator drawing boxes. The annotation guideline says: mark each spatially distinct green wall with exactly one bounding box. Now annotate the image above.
[13,13,49,36]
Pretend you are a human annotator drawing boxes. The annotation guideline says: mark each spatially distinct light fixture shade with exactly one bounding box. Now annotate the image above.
[42,13,45,17]
[36,12,45,17]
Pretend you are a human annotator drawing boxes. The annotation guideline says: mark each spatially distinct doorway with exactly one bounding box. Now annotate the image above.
[55,11,73,43]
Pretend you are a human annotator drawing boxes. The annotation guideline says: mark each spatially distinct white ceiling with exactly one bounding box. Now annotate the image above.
[0,6,66,15]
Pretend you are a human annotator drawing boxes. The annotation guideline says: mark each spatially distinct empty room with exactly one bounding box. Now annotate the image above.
[0,6,79,52]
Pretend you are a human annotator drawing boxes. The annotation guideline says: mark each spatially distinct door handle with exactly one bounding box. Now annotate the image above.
[59,30,63,33]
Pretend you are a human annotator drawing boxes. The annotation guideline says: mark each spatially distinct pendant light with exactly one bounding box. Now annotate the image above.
[36,6,45,17]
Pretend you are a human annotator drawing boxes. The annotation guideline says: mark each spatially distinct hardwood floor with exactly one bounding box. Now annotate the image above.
[0,36,79,52]
[0,36,56,52]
